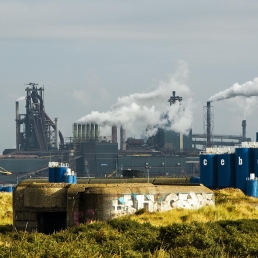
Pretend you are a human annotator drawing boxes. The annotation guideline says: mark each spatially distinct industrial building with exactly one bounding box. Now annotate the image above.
[0,85,249,184]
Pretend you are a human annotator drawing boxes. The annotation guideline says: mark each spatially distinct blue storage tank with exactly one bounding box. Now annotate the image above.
[246,179,258,197]
[235,148,251,192]
[2,186,13,192]
[49,167,55,182]
[55,166,68,183]
[217,153,235,188]
[72,171,77,184]
[65,175,73,184]
[253,148,258,178]
[63,168,73,183]
[200,154,216,189]
[190,176,200,184]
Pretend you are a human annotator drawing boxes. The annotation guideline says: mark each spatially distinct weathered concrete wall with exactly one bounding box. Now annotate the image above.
[72,184,214,223]
[13,182,69,231]
[64,184,214,225]
[13,181,214,232]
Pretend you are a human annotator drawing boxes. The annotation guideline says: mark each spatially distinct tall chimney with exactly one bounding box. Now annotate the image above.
[54,118,59,150]
[206,101,211,147]
[120,126,126,150]
[16,101,19,150]
[112,126,117,144]
[242,120,246,142]
[82,124,86,140]
[78,124,82,140]
[73,123,77,142]
[95,124,99,141]
[91,123,95,139]
[86,123,90,140]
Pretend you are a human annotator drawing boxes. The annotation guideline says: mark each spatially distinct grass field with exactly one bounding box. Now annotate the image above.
[0,192,12,225]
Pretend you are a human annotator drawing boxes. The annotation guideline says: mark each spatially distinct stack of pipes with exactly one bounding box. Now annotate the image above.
[112,126,117,144]
[73,123,99,142]
[120,126,126,150]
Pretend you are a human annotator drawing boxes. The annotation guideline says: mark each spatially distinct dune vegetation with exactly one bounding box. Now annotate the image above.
[0,192,12,225]
[1,188,258,257]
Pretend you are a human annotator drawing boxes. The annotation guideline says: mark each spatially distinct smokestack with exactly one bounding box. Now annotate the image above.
[206,101,212,147]
[16,101,19,150]
[95,124,99,141]
[91,123,95,139]
[78,124,82,140]
[54,118,59,150]
[82,124,86,140]
[86,123,90,140]
[179,133,183,151]
[120,126,126,150]
[242,120,246,142]
[73,123,77,142]
[112,126,117,144]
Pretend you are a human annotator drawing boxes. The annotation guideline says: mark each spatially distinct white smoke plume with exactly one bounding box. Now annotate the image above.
[208,77,258,102]
[16,96,26,101]
[77,61,195,136]
[244,97,258,118]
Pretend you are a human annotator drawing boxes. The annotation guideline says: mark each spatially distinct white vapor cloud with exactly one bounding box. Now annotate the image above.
[76,61,195,137]
[16,96,25,101]
[208,77,258,102]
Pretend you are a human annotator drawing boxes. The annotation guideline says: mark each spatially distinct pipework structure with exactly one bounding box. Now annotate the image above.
[16,83,64,151]
[203,101,214,148]
[168,91,182,106]
[72,123,99,142]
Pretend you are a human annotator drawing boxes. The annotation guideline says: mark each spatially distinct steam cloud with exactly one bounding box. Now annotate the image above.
[77,61,195,136]
[16,96,26,101]
[208,77,258,102]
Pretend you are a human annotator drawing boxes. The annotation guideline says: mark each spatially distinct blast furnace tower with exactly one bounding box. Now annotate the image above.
[15,83,64,151]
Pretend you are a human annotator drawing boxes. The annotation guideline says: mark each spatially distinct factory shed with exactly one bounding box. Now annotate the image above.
[13,180,214,234]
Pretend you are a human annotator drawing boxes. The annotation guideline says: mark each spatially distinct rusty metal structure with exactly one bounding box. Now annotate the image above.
[16,83,64,151]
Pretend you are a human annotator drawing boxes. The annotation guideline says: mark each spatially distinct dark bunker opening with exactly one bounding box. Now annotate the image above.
[37,212,66,234]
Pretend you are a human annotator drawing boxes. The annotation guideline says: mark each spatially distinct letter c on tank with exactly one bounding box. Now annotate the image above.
[203,159,207,165]
[221,159,225,166]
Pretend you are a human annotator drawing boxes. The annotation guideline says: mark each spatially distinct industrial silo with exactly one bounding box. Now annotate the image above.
[235,147,251,192]
[253,147,258,177]
[246,176,258,197]
[200,153,216,189]
[216,153,235,188]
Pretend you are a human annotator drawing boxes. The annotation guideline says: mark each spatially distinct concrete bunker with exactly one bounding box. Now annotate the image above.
[13,179,214,233]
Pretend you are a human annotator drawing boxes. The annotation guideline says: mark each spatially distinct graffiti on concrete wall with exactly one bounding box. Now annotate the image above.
[110,192,214,218]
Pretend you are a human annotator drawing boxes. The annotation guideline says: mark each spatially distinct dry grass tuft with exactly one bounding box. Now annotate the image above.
[0,192,12,225]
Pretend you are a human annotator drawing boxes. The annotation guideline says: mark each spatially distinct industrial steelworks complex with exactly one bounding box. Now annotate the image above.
[1,83,255,233]
[0,83,248,184]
